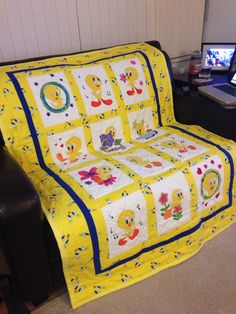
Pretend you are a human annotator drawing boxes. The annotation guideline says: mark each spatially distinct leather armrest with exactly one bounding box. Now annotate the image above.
[0,147,40,221]
[173,89,195,124]
[0,147,52,302]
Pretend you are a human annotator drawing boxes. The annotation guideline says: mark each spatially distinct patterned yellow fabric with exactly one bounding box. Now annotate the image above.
[0,43,236,308]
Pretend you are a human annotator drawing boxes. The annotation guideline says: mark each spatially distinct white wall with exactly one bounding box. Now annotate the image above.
[0,0,81,61]
[203,0,236,42]
[0,0,205,62]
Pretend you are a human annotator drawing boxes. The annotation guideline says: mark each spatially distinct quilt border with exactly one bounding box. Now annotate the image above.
[6,52,234,274]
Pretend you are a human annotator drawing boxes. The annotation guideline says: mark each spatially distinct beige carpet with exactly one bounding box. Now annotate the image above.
[33,223,236,314]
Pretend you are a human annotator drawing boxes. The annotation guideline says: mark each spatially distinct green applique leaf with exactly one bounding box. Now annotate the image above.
[114,139,122,145]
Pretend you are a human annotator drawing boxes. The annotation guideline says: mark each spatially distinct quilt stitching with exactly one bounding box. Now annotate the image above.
[6,77,234,276]
[1,44,235,308]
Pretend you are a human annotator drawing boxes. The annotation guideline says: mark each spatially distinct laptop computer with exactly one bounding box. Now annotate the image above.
[198,48,236,109]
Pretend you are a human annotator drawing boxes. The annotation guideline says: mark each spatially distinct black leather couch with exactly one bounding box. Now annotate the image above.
[0,41,234,305]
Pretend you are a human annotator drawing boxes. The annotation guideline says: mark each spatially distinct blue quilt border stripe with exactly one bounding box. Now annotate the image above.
[170,125,234,207]
[9,49,162,125]
[7,49,161,274]
[7,70,103,270]
[6,52,234,274]
[102,125,235,272]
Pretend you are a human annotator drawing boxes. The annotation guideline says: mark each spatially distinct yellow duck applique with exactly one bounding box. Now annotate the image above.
[124,66,143,96]
[160,140,196,153]
[43,84,64,109]
[133,119,146,136]
[100,126,116,147]
[85,74,113,107]
[117,209,139,246]
[106,126,116,138]
[56,136,82,163]
[78,165,117,186]
[96,166,113,181]
[201,171,220,199]
[171,189,184,208]
[126,156,162,168]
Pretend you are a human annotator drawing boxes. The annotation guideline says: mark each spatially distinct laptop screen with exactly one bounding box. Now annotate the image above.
[229,48,236,86]
[204,48,234,67]
[202,43,235,71]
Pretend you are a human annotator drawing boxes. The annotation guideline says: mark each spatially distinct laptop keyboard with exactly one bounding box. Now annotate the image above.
[214,84,236,96]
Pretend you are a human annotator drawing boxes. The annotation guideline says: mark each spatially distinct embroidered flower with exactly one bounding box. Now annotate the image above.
[92,173,117,186]
[120,73,127,83]
[104,175,117,186]
[78,167,97,181]
[159,192,168,205]
[79,167,117,186]
[100,132,114,147]
[173,205,183,214]
[130,60,136,65]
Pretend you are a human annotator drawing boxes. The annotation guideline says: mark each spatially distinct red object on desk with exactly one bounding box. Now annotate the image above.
[189,63,202,75]
[188,51,202,75]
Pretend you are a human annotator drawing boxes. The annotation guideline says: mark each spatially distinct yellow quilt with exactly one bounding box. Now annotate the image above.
[0,43,236,308]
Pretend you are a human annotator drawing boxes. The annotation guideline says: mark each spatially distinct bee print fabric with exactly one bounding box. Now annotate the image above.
[0,43,236,309]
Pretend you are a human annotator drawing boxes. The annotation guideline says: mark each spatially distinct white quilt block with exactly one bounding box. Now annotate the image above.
[114,149,172,177]
[151,134,209,160]
[47,127,95,169]
[90,116,133,154]
[127,107,160,141]
[71,65,117,115]
[69,161,133,199]
[190,155,224,213]
[150,172,191,235]
[27,72,79,127]
[110,58,150,105]
[101,190,148,258]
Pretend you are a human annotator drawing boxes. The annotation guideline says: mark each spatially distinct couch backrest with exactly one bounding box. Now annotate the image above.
[0,41,174,148]
[0,43,174,162]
